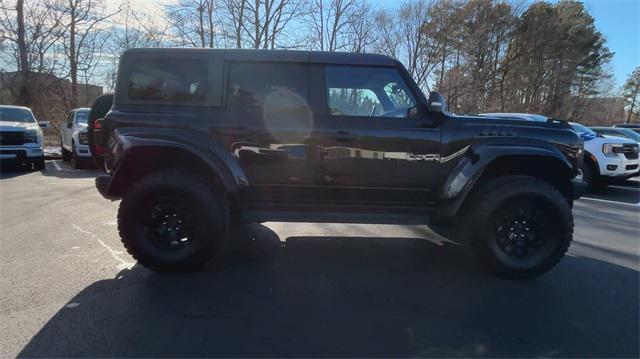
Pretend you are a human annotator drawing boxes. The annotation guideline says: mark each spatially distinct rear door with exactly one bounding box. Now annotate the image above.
[213,60,322,204]
[313,65,442,206]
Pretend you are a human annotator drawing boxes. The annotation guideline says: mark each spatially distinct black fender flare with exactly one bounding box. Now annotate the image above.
[103,130,248,199]
[438,142,575,217]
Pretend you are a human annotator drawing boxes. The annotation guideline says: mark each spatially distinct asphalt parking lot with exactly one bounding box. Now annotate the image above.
[1,160,638,358]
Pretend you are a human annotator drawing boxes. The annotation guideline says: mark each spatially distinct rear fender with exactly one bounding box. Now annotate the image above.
[104,129,248,198]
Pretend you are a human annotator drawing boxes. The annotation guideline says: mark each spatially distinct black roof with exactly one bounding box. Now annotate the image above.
[123,48,398,66]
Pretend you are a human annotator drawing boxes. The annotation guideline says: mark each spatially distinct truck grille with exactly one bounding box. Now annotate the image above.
[0,131,27,146]
[621,144,639,160]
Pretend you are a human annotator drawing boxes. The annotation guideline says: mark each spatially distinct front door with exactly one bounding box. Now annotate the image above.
[214,61,322,204]
[315,65,442,206]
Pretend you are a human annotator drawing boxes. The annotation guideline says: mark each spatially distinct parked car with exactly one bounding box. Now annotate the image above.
[612,123,640,133]
[87,94,114,170]
[570,123,639,189]
[93,48,586,278]
[0,105,48,170]
[591,126,640,144]
[60,108,92,169]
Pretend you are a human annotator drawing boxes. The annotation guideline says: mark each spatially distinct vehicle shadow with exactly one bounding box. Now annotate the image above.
[0,162,39,179]
[18,224,639,358]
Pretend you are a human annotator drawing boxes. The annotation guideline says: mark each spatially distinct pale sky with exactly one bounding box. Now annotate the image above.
[101,0,640,88]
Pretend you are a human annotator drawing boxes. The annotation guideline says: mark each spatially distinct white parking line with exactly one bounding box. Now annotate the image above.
[579,197,640,207]
[51,160,62,171]
[72,224,134,270]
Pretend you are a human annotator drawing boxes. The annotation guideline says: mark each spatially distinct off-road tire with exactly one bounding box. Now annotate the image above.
[118,170,229,273]
[33,158,45,171]
[463,175,573,278]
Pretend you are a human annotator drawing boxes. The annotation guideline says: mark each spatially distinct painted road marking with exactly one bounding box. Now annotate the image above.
[51,160,62,171]
[72,224,134,270]
[579,197,640,207]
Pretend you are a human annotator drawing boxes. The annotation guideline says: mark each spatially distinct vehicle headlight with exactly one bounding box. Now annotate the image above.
[24,130,39,144]
[78,132,89,145]
[602,143,624,157]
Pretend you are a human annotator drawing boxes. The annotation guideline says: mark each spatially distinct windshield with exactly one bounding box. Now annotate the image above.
[616,128,640,141]
[0,107,36,123]
[75,111,89,125]
[570,123,597,136]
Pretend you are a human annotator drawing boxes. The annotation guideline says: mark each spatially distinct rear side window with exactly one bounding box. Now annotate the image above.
[127,58,208,103]
[226,62,308,113]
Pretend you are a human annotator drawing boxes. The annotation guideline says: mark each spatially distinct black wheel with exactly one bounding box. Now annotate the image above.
[117,170,229,272]
[71,143,82,169]
[580,161,605,191]
[33,158,45,171]
[463,175,573,278]
[61,140,71,162]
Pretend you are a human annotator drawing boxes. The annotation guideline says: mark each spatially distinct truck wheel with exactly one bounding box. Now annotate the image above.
[61,140,71,162]
[464,175,573,278]
[117,170,229,273]
[71,143,83,169]
[580,162,605,191]
[33,158,45,171]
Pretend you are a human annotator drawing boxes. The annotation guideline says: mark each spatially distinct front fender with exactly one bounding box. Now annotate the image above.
[438,141,575,217]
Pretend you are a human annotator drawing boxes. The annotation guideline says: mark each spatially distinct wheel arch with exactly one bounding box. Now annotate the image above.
[438,144,577,218]
[105,143,246,201]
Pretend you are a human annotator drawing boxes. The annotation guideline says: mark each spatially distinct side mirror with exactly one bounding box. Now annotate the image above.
[428,91,447,113]
[39,121,51,129]
[66,123,73,129]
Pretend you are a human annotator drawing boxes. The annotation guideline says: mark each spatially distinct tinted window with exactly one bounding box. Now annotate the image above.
[0,107,36,123]
[325,66,415,118]
[128,58,207,103]
[570,123,597,136]
[75,111,89,124]
[226,62,308,112]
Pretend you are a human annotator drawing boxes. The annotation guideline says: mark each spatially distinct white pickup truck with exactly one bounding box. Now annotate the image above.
[0,105,49,170]
[60,108,92,169]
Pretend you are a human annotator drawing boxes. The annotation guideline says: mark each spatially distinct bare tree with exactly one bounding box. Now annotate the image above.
[0,0,64,106]
[220,0,247,48]
[57,0,119,108]
[306,0,366,52]
[167,0,219,48]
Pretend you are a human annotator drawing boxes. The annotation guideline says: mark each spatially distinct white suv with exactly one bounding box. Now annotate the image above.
[570,123,640,189]
[60,108,91,168]
[0,105,48,170]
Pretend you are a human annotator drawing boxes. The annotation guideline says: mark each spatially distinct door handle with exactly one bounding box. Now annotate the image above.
[332,131,356,142]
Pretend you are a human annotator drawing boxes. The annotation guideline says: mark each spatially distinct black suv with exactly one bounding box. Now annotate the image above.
[92,48,586,278]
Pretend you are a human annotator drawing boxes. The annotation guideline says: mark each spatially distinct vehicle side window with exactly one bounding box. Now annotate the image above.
[127,58,208,103]
[66,113,74,125]
[325,66,416,118]
[226,62,309,114]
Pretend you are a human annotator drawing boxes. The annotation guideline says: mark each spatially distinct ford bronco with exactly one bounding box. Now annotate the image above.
[92,48,586,278]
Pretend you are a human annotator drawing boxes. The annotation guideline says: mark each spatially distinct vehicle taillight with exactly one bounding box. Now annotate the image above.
[95,145,105,155]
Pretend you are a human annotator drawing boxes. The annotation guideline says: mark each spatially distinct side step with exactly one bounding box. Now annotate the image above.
[242,210,431,224]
